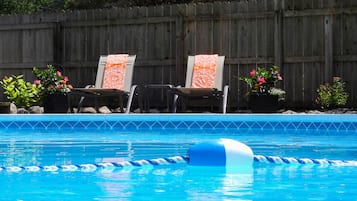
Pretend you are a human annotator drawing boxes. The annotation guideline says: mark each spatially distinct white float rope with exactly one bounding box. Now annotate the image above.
[0,156,189,173]
[1,155,357,173]
[253,155,357,166]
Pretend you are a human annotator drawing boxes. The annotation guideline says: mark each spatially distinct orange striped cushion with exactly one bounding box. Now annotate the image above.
[102,54,129,90]
[191,54,218,88]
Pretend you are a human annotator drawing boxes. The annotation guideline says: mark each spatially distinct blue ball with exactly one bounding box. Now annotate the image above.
[188,138,254,167]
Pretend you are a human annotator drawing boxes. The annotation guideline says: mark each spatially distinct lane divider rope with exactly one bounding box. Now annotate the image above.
[253,155,357,166]
[1,155,357,173]
[0,156,189,173]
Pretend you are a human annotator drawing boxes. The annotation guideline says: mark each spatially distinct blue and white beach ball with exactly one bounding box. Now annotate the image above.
[188,138,254,167]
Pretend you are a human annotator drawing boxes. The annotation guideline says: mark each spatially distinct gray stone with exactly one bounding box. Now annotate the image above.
[98,106,112,114]
[148,108,160,113]
[81,107,97,113]
[346,110,357,114]
[9,103,17,114]
[282,110,297,114]
[29,106,44,114]
[132,108,140,113]
[113,107,128,113]
[17,108,29,114]
[306,110,324,114]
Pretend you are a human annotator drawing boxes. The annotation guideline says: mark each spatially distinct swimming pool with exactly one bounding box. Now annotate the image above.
[0,114,356,200]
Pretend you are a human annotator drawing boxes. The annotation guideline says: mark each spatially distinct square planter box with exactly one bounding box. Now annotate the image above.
[43,94,69,113]
[249,94,281,113]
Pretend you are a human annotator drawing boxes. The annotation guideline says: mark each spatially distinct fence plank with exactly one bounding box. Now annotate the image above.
[324,15,333,83]
[184,3,197,56]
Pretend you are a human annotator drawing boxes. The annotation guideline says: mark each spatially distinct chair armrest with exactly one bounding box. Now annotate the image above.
[144,84,174,89]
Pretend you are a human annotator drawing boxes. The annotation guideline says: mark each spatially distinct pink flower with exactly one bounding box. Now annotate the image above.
[56,71,62,77]
[34,80,41,85]
[278,75,283,80]
[64,76,69,82]
[250,69,256,77]
[257,76,266,84]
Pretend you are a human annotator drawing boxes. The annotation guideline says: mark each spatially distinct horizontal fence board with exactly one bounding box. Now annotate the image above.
[0,23,55,31]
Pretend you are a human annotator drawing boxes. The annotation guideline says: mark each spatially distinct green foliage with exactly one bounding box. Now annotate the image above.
[1,0,225,14]
[0,75,43,108]
[64,0,107,10]
[33,65,72,95]
[63,0,198,9]
[316,77,349,109]
[0,0,62,14]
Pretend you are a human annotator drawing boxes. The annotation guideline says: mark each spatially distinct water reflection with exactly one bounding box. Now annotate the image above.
[186,166,253,200]
[94,164,254,200]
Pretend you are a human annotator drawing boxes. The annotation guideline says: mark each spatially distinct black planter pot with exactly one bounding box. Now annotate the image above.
[249,94,281,113]
[44,93,69,113]
[0,102,10,113]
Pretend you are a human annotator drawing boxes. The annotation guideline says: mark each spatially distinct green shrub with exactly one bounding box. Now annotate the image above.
[316,77,348,109]
[0,75,43,108]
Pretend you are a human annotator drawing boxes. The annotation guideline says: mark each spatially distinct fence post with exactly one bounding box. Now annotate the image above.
[324,15,333,83]
[175,15,185,85]
[274,0,283,67]
[53,22,63,68]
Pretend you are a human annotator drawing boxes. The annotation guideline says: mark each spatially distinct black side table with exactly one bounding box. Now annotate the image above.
[142,84,174,113]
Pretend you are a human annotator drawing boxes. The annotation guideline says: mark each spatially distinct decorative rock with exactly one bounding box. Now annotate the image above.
[346,110,357,114]
[132,108,140,113]
[307,110,324,114]
[98,106,111,114]
[113,107,133,113]
[281,110,297,114]
[9,103,17,114]
[148,108,160,113]
[17,108,29,114]
[81,107,97,113]
[112,107,124,113]
[29,106,44,114]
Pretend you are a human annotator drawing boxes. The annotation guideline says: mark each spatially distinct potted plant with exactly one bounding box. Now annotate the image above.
[240,65,285,113]
[0,75,43,113]
[33,65,73,113]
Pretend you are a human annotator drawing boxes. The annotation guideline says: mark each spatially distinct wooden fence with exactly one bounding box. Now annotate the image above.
[1,0,357,110]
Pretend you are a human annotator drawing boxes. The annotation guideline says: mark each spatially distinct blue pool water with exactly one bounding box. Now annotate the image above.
[0,114,356,200]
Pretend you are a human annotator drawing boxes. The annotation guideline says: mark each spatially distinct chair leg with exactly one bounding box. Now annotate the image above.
[172,94,179,113]
[125,85,137,114]
[222,85,229,114]
[77,96,86,113]
[136,86,144,113]
[118,95,124,113]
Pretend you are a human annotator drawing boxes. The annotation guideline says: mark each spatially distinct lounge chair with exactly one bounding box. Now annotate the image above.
[171,54,229,113]
[69,54,140,113]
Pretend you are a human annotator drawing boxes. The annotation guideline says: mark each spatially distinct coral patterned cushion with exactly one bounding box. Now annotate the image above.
[102,54,129,90]
[191,54,218,88]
